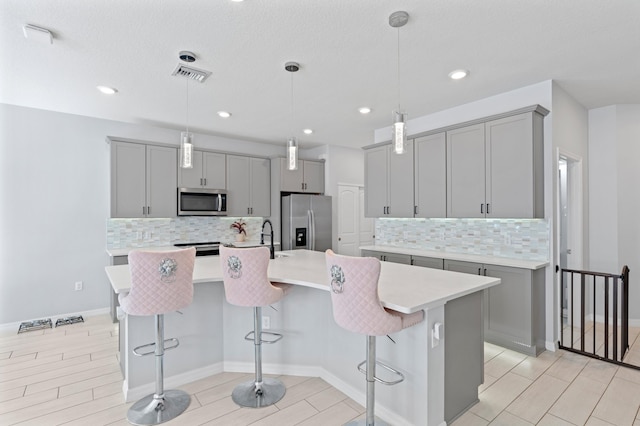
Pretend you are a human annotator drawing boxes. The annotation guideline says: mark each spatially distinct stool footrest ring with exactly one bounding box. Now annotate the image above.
[244,331,283,344]
[357,359,405,385]
[132,337,180,356]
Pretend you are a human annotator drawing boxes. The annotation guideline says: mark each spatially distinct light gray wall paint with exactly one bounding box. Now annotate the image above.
[589,105,640,321]
[374,80,553,143]
[0,103,285,325]
[550,83,590,341]
[588,106,619,273]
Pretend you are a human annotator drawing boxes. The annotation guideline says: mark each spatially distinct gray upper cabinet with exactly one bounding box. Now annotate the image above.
[279,158,325,193]
[485,112,544,218]
[178,150,226,189]
[447,110,545,219]
[227,155,270,217]
[446,123,486,218]
[110,141,177,218]
[364,143,414,218]
[414,132,446,218]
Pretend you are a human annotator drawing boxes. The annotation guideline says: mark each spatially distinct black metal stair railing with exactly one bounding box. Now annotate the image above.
[559,266,634,369]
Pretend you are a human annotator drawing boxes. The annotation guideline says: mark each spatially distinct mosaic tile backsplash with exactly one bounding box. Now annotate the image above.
[375,218,549,261]
[106,217,265,249]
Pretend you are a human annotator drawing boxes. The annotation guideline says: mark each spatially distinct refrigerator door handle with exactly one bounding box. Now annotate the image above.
[308,209,315,251]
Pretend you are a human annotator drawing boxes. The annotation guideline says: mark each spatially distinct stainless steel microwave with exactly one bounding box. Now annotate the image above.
[177,188,227,216]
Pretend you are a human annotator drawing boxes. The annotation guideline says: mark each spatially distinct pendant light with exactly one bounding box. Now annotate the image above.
[285,61,300,171]
[389,11,409,155]
[179,51,196,169]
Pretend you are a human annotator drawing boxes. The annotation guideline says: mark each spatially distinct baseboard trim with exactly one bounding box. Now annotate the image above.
[126,361,417,424]
[124,362,224,402]
[0,307,110,334]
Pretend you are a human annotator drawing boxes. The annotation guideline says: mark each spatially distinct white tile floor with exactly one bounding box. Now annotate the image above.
[2,314,640,425]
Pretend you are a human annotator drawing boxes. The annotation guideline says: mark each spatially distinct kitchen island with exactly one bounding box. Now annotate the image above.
[105,249,500,425]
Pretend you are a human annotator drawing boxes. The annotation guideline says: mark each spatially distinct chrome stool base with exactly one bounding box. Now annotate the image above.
[126,389,191,425]
[346,418,391,426]
[232,377,286,408]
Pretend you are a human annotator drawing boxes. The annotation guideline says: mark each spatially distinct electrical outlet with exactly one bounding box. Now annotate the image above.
[75,281,83,291]
[143,231,152,240]
[262,316,270,330]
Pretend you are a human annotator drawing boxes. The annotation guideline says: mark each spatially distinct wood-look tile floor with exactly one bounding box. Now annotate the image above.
[2,314,640,425]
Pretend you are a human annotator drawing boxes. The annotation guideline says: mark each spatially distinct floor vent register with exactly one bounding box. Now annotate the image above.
[17,315,84,333]
[18,318,52,333]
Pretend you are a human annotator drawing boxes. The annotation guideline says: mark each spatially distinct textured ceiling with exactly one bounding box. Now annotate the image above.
[1,0,639,150]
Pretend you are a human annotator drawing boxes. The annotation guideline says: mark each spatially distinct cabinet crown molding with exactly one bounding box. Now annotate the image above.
[363,104,549,150]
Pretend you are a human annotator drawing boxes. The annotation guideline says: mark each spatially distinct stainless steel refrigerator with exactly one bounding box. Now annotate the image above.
[281,194,332,251]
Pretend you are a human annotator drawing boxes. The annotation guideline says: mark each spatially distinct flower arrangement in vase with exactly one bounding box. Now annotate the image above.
[230,218,247,242]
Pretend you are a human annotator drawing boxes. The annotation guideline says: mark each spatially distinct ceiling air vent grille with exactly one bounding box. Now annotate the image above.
[171,64,211,83]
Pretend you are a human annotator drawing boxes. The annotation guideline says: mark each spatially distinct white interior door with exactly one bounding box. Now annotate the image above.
[359,187,374,247]
[337,185,374,255]
[558,152,584,328]
[337,185,358,255]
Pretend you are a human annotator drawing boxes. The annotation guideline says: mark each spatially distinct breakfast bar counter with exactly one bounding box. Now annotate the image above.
[105,249,500,425]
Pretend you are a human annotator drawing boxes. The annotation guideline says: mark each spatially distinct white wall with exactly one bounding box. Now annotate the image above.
[0,103,285,325]
[374,80,553,143]
[589,105,640,320]
[588,106,618,272]
[550,83,589,343]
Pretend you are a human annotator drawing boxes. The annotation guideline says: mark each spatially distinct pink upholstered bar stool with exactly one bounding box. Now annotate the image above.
[325,250,424,426]
[119,248,196,426]
[220,245,289,408]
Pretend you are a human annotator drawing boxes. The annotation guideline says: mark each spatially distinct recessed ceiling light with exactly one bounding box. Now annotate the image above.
[96,86,117,95]
[303,129,313,135]
[448,69,469,80]
[217,111,231,118]
[358,107,372,114]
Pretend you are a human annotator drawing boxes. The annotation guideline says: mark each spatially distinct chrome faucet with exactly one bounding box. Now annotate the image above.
[260,219,275,259]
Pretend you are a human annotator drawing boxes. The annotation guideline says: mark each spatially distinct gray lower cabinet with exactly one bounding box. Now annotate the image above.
[361,250,411,264]
[411,255,444,269]
[444,259,545,356]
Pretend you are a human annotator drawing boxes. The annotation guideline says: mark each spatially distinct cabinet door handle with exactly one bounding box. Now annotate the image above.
[478,267,482,275]
[414,205,418,215]
[484,268,487,276]
[147,206,150,215]
[486,203,490,214]
[247,207,250,214]
[204,178,207,186]
[480,204,484,214]
[250,207,253,214]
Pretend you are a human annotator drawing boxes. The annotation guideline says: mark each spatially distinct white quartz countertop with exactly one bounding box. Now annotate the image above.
[360,245,548,270]
[105,249,500,313]
[106,241,280,257]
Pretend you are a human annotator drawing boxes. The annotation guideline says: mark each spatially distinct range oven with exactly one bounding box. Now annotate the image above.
[177,188,227,216]
[174,241,220,256]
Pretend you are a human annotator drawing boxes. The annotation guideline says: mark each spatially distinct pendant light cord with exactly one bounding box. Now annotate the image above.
[290,71,294,136]
[185,79,190,134]
[397,27,401,113]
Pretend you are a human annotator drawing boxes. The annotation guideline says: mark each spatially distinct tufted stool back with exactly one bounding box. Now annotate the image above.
[220,246,285,307]
[119,248,196,316]
[325,249,424,336]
